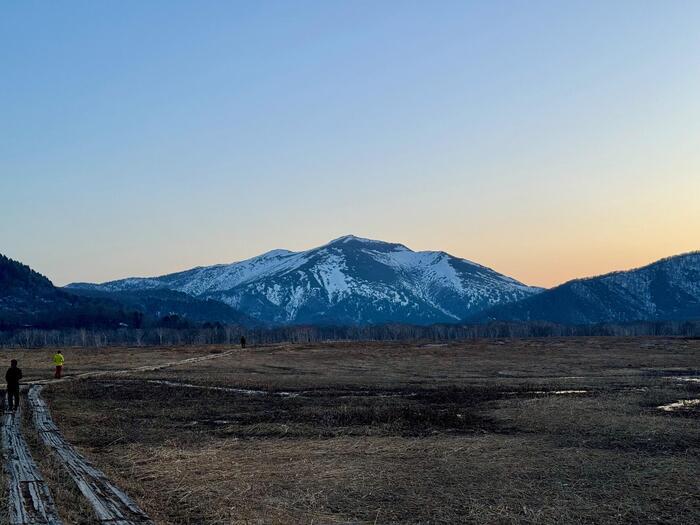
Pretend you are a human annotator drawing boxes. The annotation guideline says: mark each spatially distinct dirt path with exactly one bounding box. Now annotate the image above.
[2,346,250,524]
[29,347,240,386]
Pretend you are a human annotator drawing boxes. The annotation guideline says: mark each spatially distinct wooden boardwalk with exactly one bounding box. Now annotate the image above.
[1,407,62,525]
[2,346,247,522]
[28,386,153,524]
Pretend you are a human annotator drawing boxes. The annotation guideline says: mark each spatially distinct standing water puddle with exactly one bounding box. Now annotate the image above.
[145,379,300,397]
[504,390,588,396]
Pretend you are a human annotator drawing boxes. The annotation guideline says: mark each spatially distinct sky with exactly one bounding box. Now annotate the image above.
[2,1,699,288]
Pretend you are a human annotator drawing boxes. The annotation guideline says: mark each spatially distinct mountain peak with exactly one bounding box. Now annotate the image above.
[257,248,293,258]
[326,234,386,246]
[324,235,413,254]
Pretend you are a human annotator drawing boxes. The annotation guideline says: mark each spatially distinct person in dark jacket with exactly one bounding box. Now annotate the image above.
[5,359,22,411]
[240,336,246,349]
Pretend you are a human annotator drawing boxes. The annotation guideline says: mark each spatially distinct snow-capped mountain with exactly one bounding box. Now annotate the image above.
[471,251,700,324]
[68,235,542,325]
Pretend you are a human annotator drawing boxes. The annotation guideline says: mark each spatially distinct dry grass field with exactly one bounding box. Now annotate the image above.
[2,338,699,523]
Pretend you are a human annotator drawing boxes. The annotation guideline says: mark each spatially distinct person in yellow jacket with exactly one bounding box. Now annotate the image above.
[53,350,65,379]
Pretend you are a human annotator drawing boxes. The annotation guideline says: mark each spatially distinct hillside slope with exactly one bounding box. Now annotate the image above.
[68,288,259,326]
[471,252,700,324]
[0,254,132,329]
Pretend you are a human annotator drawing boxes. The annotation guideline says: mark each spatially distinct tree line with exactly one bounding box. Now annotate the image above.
[1,319,699,348]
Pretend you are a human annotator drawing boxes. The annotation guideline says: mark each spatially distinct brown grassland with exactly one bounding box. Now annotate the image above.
[2,337,699,524]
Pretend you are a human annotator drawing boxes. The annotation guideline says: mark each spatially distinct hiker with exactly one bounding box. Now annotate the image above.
[240,335,246,349]
[53,350,65,379]
[5,359,22,412]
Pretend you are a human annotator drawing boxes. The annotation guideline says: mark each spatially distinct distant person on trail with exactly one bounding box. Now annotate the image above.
[53,350,65,379]
[240,336,246,349]
[5,360,22,411]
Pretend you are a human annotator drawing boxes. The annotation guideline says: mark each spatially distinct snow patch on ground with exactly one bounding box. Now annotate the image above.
[658,399,700,412]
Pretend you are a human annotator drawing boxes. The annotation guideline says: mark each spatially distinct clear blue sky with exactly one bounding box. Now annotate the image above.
[2,1,699,287]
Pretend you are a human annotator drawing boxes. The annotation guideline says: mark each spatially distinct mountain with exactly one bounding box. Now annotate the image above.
[470,252,700,324]
[0,254,134,329]
[68,235,543,326]
[67,288,259,326]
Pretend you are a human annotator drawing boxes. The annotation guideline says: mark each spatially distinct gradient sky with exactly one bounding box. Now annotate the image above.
[2,1,699,288]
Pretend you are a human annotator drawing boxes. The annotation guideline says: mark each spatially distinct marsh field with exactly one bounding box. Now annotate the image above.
[2,338,699,524]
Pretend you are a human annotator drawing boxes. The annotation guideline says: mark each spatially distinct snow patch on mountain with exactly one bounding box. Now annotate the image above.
[312,253,352,299]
